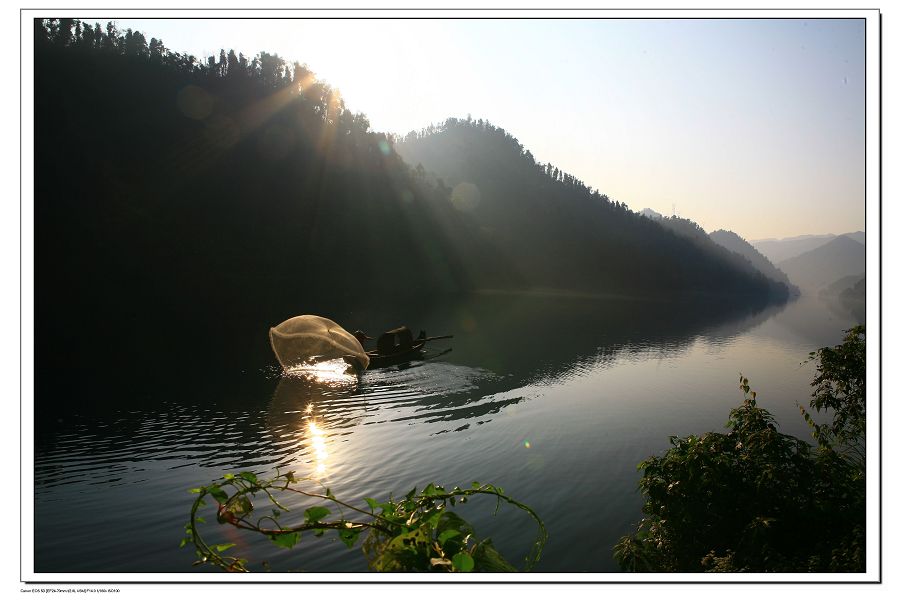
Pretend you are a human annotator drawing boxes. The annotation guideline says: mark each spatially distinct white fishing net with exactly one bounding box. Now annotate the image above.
[269,315,369,371]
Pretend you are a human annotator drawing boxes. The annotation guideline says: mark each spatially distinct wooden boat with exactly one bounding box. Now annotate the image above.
[366,340,428,369]
[361,333,454,370]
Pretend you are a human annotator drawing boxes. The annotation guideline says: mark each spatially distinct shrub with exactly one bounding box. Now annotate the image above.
[615,327,866,572]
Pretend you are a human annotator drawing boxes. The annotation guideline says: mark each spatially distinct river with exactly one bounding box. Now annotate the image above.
[32,291,863,574]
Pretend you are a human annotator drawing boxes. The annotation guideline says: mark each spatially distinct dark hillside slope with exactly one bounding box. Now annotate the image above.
[648,216,794,294]
[34,21,517,386]
[397,119,790,300]
[709,229,797,293]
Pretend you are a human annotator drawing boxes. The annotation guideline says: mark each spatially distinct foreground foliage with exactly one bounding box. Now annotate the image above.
[182,471,547,573]
[800,325,866,462]
[615,327,866,572]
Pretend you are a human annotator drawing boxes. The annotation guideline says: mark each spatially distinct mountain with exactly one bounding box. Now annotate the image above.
[752,231,865,264]
[643,217,795,296]
[708,230,797,293]
[34,20,517,384]
[819,274,864,297]
[840,277,866,310]
[640,208,664,220]
[818,275,865,324]
[34,20,791,390]
[845,231,866,245]
[396,119,789,300]
[777,235,866,292]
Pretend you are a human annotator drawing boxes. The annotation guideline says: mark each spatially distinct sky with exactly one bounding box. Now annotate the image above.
[113,18,866,240]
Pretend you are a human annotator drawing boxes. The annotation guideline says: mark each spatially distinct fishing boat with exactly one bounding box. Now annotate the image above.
[358,328,453,370]
[365,339,429,369]
[269,316,452,373]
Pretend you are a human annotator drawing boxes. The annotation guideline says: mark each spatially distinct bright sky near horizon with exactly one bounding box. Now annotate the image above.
[114,17,866,240]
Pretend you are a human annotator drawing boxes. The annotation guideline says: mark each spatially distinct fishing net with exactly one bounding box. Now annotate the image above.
[269,315,369,371]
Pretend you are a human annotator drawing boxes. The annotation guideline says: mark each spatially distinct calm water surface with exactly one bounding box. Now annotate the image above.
[33,292,862,573]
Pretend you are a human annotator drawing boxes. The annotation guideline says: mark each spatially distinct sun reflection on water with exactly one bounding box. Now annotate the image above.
[284,358,359,386]
[271,360,363,479]
[306,418,330,476]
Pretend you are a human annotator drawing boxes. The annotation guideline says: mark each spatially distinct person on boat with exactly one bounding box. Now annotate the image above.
[377,326,415,355]
[353,327,418,355]
[353,330,371,349]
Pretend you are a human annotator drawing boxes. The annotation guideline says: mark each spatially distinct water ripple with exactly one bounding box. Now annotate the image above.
[35,361,501,492]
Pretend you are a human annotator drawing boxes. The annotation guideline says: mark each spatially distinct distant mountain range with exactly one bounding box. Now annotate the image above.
[777,235,866,292]
[642,209,865,298]
[751,231,865,264]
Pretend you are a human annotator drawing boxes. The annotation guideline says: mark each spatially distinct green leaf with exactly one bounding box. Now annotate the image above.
[423,483,444,497]
[304,506,330,523]
[223,473,235,480]
[472,538,517,572]
[269,532,300,549]
[188,487,203,494]
[239,471,257,484]
[452,552,475,572]
[208,485,228,504]
[213,543,236,552]
[424,509,442,528]
[339,527,361,548]
[364,497,379,510]
[438,529,462,545]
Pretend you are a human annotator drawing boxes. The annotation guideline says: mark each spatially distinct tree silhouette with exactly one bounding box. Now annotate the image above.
[33,18,788,397]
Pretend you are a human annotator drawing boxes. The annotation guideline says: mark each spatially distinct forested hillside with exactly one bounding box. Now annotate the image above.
[34,19,519,383]
[708,229,796,293]
[396,119,790,299]
[34,19,788,389]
